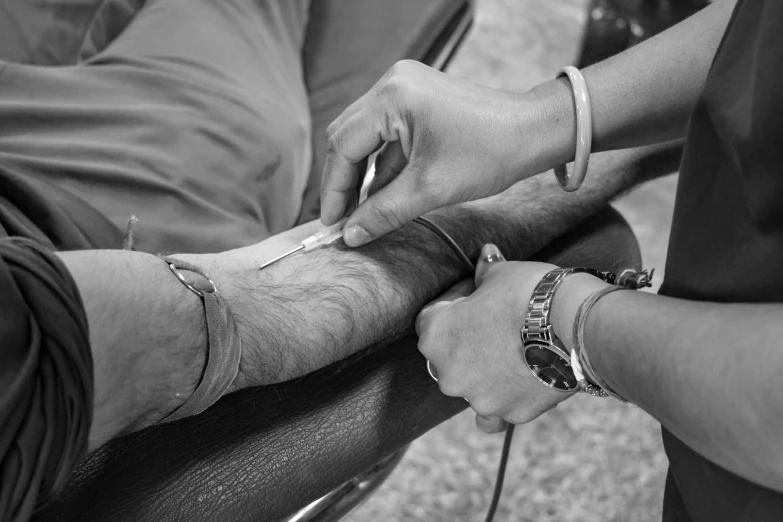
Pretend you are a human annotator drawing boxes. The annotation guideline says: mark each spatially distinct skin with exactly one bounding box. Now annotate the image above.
[61,143,667,451]
[415,249,563,426]
[320,0,736,246]
[320,0,783,494]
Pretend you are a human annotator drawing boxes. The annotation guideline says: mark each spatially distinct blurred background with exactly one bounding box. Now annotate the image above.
[348,0,679,520]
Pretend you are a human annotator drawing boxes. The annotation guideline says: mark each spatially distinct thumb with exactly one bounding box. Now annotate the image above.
[474,243,506,288]
[343,169,432,247]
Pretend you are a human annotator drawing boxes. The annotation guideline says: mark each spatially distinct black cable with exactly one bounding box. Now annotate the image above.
[412,216,513,522]
[485,424,515,522]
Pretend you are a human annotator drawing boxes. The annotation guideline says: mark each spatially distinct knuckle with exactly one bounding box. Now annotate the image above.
[387,59,416,79]
[366,198,407,231]
[325,122,338,142]
[379,62,421,102]
[417,314,448,357]
[468,397,499,417]
[325,131,342,155]
[378,76,410,102]
[416,332,437,358]
[438,378,464,398]
[394,59,425,76]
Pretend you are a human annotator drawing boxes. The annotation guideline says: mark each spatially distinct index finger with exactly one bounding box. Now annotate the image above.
[320,109,385,226]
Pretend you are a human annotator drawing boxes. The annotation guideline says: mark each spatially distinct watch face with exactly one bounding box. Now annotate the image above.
[523,343,578,391]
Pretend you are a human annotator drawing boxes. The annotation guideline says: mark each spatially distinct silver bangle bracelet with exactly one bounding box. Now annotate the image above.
[571,285,629,402]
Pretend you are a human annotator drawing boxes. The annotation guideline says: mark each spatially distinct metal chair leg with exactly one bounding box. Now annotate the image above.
[283,447,409,522]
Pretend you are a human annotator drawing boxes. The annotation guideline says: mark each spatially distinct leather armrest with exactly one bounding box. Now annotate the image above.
[36,205,641,522]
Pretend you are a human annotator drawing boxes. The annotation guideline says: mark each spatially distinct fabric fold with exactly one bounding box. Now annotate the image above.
[0,238,93,522]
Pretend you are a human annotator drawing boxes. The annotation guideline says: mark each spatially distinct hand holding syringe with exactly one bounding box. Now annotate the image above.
[259,217,348,270]
[259,160,379,270]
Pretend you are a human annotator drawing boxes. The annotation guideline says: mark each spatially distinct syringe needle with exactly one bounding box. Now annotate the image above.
[259,245,304,270]
[259,218,347,270]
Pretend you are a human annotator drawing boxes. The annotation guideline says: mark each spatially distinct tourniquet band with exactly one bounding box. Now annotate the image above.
[159,256,242,422]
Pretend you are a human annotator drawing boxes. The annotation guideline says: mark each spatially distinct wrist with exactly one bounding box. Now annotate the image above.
[173,251,264,391]
[525,77,578,176]
[550,273,610,352]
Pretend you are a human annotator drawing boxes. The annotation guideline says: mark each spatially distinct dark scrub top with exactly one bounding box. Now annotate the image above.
[659,0,783,520]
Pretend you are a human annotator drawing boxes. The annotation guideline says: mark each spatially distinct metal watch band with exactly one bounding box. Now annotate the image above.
[521,267,613,392]
[521,267,606,347]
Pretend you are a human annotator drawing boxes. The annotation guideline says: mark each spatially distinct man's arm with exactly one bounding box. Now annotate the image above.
[61,142,678,450]
[182,143,680,390]
[58,250,208,450]
[551,275,783,492]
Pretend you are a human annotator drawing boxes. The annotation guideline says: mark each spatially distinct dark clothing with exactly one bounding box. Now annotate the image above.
[0,168,110,521]
[660,0,783,520]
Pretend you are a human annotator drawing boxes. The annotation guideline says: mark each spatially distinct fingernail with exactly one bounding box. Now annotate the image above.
[344,225,371,247]
[481,243,505,263]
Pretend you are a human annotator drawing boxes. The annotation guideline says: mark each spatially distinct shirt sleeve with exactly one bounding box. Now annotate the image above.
[0,166,116,522]
[0,238,93,522]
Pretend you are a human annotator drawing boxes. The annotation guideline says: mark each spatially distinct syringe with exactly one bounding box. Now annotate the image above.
[259,218,348,270]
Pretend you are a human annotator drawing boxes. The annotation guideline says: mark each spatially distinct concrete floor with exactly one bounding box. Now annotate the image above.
[347,0,677,520]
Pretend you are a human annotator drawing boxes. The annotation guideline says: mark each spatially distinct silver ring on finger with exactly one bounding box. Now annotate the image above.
[426,360,439,382]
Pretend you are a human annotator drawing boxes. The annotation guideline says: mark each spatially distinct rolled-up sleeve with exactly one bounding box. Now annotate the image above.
[0,237,93,522]
[0,161,118,522]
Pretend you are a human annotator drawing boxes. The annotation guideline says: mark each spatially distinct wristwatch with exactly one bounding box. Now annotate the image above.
[520,267,614,393]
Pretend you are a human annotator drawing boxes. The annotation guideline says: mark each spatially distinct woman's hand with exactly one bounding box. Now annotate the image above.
[321,2,736,248]
[321,60,568,247]
[416,245,574,427]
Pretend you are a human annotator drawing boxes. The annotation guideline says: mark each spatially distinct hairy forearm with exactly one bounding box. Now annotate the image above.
[529,0,733,170]
[196,202,522,388]
[553,276,783,492]
[207,145,670,388]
